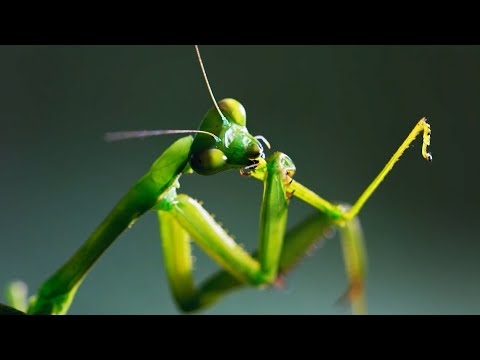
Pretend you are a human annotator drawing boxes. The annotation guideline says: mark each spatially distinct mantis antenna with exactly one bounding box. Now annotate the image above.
[194,45,227,122]
[105,46,227,143]
[105,129,221,142]
[195,46,272,150]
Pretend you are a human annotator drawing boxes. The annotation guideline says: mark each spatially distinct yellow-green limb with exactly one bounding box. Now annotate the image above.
[250,118,432,224]
[337,210,367,315]
[344,118,432,221]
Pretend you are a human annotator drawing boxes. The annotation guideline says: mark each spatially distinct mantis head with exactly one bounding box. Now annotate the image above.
[105,47,272,177]
[189,98,270,176]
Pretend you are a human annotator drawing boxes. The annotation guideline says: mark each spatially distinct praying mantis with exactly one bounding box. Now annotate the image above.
[2,46,432,315]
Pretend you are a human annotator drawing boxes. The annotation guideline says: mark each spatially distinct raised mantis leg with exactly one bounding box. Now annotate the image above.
[279,117,432,222]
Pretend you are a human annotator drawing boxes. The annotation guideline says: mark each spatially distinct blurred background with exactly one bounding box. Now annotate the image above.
[0,45,476,314]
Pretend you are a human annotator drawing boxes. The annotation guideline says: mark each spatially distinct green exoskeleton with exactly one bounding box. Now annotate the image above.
[4,46,432,315]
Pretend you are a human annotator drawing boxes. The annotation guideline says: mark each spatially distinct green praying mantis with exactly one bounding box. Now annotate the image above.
[2,46,432,315]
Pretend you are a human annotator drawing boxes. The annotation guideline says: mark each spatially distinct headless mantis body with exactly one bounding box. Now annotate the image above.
[4,47,432,315]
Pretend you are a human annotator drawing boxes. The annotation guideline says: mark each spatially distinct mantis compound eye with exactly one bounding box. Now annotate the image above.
[218,98,247,126]
[190,148,228,176]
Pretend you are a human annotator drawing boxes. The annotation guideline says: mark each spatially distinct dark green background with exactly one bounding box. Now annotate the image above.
[0,45,476,314]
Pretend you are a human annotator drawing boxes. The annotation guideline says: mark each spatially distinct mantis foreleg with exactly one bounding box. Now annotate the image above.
[157,152,294,311]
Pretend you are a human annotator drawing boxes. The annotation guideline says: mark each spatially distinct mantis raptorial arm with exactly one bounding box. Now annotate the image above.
[156,152,294,311]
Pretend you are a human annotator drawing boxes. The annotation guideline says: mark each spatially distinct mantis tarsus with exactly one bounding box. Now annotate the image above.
[3,46,432,315]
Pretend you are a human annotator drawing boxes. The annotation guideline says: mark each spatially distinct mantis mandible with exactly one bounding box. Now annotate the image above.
[4,46,432,315]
